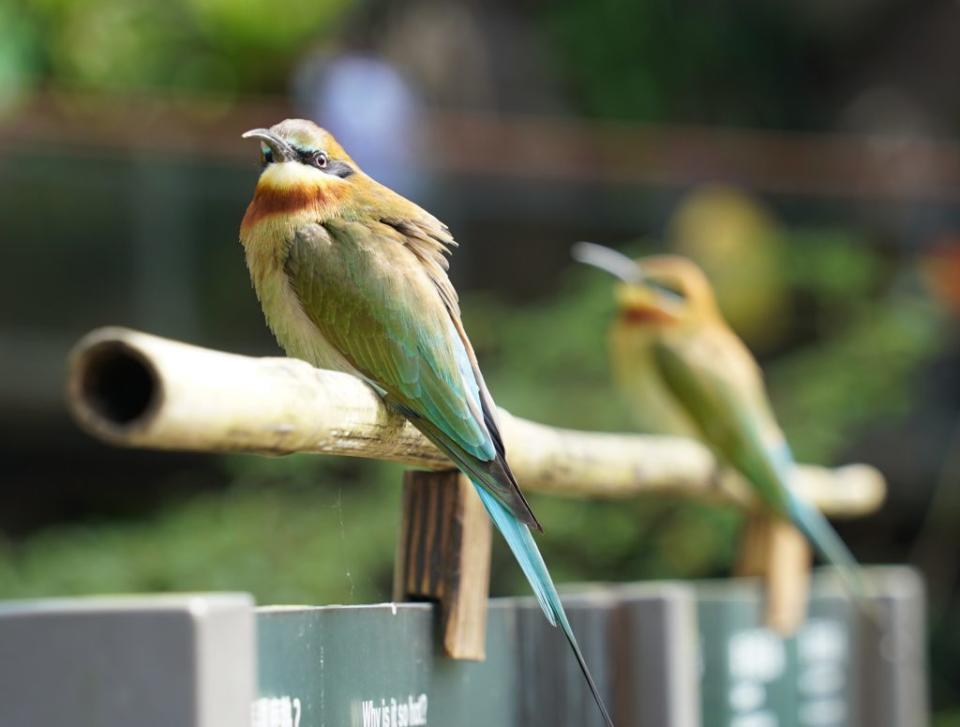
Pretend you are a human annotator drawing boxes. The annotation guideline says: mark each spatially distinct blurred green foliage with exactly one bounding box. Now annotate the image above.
[0,458,402,604]
[935,712,960,727]
[0,230,943,604]
[772,232,942,462]
[2,0,353,99]
[0,2,38,107]
[540,0,814,127]
[4,0,819,131]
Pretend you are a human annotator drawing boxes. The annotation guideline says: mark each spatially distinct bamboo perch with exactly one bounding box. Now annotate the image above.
[66,327,886,517]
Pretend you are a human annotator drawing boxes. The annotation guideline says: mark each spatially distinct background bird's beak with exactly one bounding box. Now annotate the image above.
[571,241,642,283]
[241,128,296,162]
[572,241,686,310]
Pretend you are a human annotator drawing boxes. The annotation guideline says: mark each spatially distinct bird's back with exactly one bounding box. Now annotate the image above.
[652,320,793,514]
[610,321,701,438]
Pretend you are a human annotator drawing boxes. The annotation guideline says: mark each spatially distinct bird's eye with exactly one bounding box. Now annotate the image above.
[313,152,328,169]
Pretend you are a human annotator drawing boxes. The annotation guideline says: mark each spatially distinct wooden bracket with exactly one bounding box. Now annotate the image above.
[735,512,812,635]
[393,470,492,660]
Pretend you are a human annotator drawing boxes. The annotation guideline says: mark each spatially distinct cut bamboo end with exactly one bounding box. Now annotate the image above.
[67,335,165,443]
[66,326,886,516]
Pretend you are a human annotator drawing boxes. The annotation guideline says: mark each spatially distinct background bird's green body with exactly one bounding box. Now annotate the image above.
[610,316,700,439]
[650,319,792,514]
[602,255,800,518]
[577,247,866,599]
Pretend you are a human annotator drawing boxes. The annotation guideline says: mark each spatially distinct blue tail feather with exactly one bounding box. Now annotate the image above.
[787,492,872,601]
[473,484,615,727]
[767,441,873,605]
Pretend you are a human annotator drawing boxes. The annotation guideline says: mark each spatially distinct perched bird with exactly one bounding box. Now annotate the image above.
[572,242,867,601]
[239,120,613,726]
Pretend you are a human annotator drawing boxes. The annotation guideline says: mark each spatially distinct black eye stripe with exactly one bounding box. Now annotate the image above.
[294,150,328,169]
[328,159,355,178]
[292,147,353,177]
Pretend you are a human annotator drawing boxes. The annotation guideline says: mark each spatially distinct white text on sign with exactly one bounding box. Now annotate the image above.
[359,694,428,727]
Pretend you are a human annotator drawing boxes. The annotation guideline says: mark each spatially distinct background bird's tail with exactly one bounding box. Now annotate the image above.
[760,441,876,616]
[472,484,615,727]
[787,492,874,606]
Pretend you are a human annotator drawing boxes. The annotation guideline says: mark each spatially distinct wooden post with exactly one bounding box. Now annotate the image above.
[393,470,492,660]
[735,512,812,635]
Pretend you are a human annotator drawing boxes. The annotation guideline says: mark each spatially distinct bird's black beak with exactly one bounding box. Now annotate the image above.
[242,128,296,163]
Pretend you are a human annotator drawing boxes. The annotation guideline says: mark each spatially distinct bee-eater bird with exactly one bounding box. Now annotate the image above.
[239,120,613,726]
[572,242,868,602]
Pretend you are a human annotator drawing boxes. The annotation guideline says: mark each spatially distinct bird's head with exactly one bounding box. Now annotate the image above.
[572,242,720,327]
[240,119,360,231]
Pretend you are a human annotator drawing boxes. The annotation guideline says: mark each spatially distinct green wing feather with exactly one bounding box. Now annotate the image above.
[654,324,871,601]
[652,326,791,514]
[285,218,540,529]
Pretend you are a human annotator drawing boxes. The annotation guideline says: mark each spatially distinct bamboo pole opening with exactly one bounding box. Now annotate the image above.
[69,338,163,437]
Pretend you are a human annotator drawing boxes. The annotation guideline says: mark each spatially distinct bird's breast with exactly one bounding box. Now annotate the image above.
[241,223,359,377]
[258,264,360,375]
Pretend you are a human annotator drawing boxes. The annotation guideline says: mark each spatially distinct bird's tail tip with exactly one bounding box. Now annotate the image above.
[788,494,878,619]
[553,609,616,727]
[473,485,615,725]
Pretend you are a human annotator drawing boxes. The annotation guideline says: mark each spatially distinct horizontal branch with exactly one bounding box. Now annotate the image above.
[66,327,886,517]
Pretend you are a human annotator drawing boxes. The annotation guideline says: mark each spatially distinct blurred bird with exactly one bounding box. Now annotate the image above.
[239,120,613,727]
[573,242,868,602]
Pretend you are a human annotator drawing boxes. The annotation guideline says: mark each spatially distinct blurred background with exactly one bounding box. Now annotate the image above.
[0,0,958,721]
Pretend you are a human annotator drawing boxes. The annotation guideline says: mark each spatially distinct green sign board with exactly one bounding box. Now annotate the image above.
[255,602,519,727]
[697,573,873,727]
[0,568,923,727]
[254,568,927,727]
[254,587,697,727]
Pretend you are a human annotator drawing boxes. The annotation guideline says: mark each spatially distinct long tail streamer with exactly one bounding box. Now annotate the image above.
[787,492,874,604]
[473,485,615,727]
